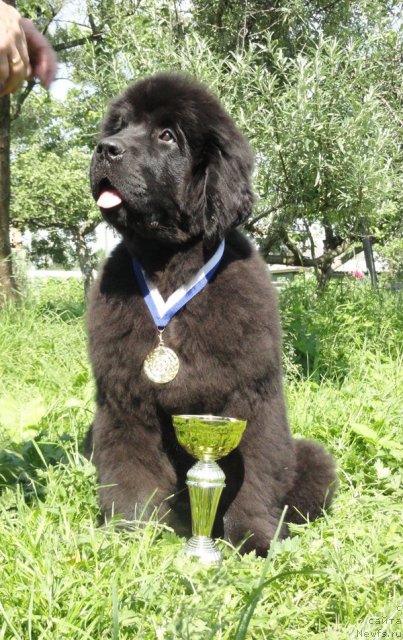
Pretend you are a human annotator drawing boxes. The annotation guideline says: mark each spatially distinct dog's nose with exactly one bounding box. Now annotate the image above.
[96,138,126,160]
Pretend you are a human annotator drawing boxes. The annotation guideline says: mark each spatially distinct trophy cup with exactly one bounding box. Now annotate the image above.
[172,414,247,565]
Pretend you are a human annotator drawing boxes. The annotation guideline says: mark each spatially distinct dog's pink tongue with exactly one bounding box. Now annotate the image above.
[97,189,122,208]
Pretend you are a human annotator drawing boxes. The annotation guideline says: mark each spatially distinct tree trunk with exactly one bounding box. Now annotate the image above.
[0,95,16,302]
[317,263,333,289]
[73,230,95,296]
[362,236,378,289]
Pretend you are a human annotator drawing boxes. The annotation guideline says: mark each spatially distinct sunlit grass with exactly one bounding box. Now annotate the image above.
[0,279,402,639]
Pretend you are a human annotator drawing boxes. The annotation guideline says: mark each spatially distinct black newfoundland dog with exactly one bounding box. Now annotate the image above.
[86,72,336,556]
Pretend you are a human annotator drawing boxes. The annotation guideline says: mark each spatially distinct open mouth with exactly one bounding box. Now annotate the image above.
[94,178,166,234]
[96,178,123,209]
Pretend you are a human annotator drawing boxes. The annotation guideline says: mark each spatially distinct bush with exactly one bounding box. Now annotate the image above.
[378,238,403,285]
[279,275,403,380]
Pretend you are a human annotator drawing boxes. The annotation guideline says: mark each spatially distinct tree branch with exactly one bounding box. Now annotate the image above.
[303,220,320,278]
[244,202,285,229]
[11,21,104,119]
[53,32,102,53]
[80,219,99,237]
[260,235,362,271]
[378,94,403,127]
[279,228,306,265]
[303,221,316,261]
[11,80,36,121]
[332,243,365,269]
[263,253,320,267]
[316,0,344,13]
[15,219,74,231]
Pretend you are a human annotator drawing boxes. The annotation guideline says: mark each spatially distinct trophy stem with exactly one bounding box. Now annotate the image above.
[172,414,247,566]
[185,460,225,564]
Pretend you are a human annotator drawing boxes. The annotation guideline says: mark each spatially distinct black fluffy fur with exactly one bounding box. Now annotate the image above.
[86,72,337,555]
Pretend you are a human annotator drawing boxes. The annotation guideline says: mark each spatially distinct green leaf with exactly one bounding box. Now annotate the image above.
[0,396,47,442]
[351,423,403,457]
[351,422,381,441]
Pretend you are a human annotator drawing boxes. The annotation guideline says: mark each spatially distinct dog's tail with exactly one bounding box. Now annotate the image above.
[284,439,337,525]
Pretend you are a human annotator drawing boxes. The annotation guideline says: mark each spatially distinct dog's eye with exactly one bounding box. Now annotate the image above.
[111,116,127,134]
[159,129,175,143]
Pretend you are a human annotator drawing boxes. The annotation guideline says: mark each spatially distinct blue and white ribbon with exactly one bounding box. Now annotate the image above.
[132,240,225,328]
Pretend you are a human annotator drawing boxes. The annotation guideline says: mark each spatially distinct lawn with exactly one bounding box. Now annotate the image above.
[0,278,402,639]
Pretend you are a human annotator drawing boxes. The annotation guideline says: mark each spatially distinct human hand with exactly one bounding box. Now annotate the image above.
[20,18,57,90]
[0,1,57,97]
[0,0,30,95]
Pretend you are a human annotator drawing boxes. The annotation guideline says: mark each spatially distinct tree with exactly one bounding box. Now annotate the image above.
[188,1,402,283]
[191,0,398,61]
[0,0,59,301]
[0,0,18,301]
[70,0,401,285]
[0,0,103,300]
[11,143,99,291]
[239,36,400,284]
[4,0,401,293]
[0,94,15,301]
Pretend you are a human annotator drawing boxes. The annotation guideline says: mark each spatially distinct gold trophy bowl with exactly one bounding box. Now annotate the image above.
[172,414,247,565]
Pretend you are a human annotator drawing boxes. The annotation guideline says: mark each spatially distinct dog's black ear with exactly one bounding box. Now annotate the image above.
[200,126,255,247]
[185,104,254,248]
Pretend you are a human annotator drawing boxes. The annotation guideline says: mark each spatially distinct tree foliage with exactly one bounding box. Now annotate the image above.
[12,145,96,230]
[6,0,403,288]
[12,140,99,289]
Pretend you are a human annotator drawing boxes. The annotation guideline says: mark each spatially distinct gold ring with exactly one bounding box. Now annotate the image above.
[10,56,21,67]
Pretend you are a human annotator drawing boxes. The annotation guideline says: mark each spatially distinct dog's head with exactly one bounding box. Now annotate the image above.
[91,73,254,247]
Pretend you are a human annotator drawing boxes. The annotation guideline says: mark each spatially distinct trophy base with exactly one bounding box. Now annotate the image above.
[185,535,222,565]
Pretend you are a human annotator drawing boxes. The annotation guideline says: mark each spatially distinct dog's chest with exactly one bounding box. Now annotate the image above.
[92,282,253,414]
[102,286,238,374]
[90,248,276,416]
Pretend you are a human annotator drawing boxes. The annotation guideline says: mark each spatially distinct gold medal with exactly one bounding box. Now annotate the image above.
[143,331,180,384]
[134,241,225,384]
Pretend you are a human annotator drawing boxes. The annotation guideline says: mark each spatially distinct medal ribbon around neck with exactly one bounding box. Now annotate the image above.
[132,239,225,384]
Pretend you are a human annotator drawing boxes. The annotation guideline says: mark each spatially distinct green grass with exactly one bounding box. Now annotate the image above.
[0,278,402,639]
